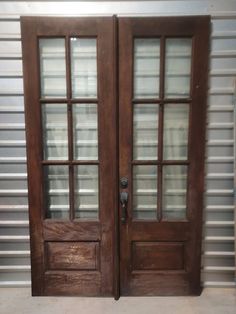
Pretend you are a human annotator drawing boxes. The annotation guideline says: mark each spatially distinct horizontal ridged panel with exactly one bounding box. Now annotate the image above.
[0,0,235,288]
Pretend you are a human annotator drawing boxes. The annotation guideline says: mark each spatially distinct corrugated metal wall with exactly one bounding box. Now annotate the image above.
[0,0,235,288]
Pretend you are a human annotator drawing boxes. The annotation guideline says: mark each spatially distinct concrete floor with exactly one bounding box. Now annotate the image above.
[0,288,235,314]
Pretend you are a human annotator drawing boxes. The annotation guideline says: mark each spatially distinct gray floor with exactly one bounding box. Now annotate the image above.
[0,288,235,314]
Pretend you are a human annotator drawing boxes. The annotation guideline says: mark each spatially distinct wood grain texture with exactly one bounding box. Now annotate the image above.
[43,221,100,241]
[119,16,210,296]
[97,17,117,296]
[118,17,133,296]
[132,242,184,271]
[22,15,209,297]
[112,15,120,301]
[187,16,211,295]
[131,221,189,241]
[44,271,101,296]
[21,16,116,297]
[21,16,45,296]
[129,272,190,296]
[46,242,99,270]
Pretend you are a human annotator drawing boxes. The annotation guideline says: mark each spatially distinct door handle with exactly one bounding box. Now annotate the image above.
[120,191,128,224]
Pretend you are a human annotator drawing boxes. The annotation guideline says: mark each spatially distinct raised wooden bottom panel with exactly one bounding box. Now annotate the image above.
[132,241,185,271]
[45,242,100,271]
[44,271,101,296]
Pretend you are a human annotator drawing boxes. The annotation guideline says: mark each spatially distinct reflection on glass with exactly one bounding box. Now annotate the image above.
[162,165,187,220]
[165,38,192,98]
[134,38,160,98]
[39,38,66,98]
[73,104,98,160]
[133,165,157,220]
[71,38,97,98]
[133,104,158,160]
[163,104,189,160]
[42,104,68,160]
[44,165,69,219]
[74,165,99,219]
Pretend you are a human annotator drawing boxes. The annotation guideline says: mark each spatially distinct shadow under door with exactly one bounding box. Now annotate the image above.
[21,16,210,297]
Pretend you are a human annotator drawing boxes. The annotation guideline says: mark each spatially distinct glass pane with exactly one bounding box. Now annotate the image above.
[74,165,99,219]
[42,104,68,160]
[163,104,189,160]
[165,38,192,98]
[134,39,160,99]
[39,38,66,98]
[71,38,97,98]
[133,165,157,220]
[162,165,187,220]
[73,104,98,160]
[133,104,158,160]
[43,165,69,219]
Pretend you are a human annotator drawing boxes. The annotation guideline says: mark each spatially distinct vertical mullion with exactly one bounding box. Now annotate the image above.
[159,36,165,100]
[157,36,165,221]
[65,35,75,221]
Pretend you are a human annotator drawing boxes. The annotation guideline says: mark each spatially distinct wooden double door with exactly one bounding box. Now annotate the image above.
[21,16,210,298]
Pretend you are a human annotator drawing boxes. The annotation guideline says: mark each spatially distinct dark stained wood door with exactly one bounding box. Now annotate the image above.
[21,17,118,296]
[119,17,210,296]
[22,16,210,298]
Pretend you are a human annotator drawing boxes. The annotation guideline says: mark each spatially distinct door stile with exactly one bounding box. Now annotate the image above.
[96,18,118,295]
[65,35,75,221]
[187,19,210,293]
[118,18,132,294]
[21,17,45,295]
[112,15,120,300]
[157,36,165,221]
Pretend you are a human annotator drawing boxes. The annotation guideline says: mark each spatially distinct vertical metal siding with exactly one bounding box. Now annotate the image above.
[0,0,235,288]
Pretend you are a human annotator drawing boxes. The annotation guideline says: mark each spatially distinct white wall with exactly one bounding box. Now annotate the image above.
[0,0,235,288]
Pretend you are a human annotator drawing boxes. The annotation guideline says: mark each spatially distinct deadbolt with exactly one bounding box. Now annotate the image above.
[120,177,128,189]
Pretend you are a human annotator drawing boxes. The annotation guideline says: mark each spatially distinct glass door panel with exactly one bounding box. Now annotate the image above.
[39,38,67,98]
[165,38,192,98]
[162,165,188,220]
[133,38,160,99]
[74,165,99,219]
[39,36,100,221]
[43,165,69,219]
[133,165,158,220]
[41,104,68,160]
[73,104,98,160]
[71,38,97,98]
[132,37,193,221]
[163,104,189,160]
[133,104,159,160]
